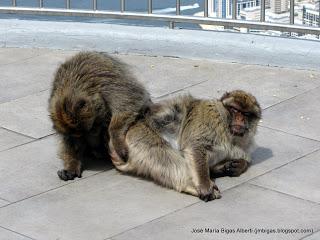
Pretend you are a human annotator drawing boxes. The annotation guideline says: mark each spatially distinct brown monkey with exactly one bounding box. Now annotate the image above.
[49,52,151,181]
[110,90,261,202]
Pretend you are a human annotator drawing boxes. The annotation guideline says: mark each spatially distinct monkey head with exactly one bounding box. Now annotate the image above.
[220,90,261,137]
[49,90,104,138]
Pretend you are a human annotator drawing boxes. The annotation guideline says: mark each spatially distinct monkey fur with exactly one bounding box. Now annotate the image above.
[110,90,261,202]
[49,51,151,181]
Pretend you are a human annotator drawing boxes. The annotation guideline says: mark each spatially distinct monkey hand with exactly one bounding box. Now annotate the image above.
[198,180,221,202]
[224,159,248,177]
[57,169,82,181]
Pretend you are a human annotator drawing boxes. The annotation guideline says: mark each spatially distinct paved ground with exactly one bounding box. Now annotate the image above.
[0,47,320,240]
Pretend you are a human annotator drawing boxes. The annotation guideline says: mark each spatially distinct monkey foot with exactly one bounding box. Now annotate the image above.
[198,182,221,202]
[116,148,129,162]
[57,169,82,181]
[111,139,129,162]
[225,159,248,177]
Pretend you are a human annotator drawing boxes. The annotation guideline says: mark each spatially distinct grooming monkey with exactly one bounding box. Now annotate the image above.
[110,90,261,201]
[49,52,151,181]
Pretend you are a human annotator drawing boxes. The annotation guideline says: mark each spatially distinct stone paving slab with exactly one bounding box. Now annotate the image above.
[0,135,109,202]
[215,127,320,191]
[0,47,45,66]
[261,87,320,141]
[250,149,320,204]
[0,90,53,138]
[112,184,320,240]
[117,55,236,99]
[156,65,320,109]
[0,49,74,104]
[0,228,32,240]
[0,171,198,240]
[0,47,320,240]
[0,128,33,152]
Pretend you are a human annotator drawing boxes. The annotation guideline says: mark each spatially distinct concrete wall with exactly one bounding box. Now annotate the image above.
[0,17,319,70]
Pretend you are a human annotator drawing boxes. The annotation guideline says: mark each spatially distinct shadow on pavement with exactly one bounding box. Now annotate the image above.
[251,146,273,165]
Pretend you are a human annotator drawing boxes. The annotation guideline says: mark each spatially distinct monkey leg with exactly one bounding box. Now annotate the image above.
[116,121,198,196]
[57,141,82,181]
[109,112,138,162]
[183,147,221,202]
[210,159,249,178]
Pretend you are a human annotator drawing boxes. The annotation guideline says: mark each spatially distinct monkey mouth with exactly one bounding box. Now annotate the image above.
[230,125,246,137]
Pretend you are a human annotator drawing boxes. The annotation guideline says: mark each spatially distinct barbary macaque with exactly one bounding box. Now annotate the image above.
[110,90,261,201]
[49,52,151,181]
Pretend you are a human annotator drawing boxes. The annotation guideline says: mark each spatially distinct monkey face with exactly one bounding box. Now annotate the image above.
[221,90,261,137]
[229,106,248,136]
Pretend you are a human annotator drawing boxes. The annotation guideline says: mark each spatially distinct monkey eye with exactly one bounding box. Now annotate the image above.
[243,112,252,117]
[229,107,239,113]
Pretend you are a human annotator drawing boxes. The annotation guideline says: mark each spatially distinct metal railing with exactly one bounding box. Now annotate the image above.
[0,0,319,35]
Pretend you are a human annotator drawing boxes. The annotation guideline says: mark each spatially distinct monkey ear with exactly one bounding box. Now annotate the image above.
[220,91,229,99]
[221,96,234,107]
[220,92,231,102]
[252,105,262,118]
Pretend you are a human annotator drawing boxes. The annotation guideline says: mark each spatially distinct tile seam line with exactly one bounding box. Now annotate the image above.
[248,147,320,183]
[0,126,36,140]
[155,64,250,99]
[9,48,320,72]
[0,197,10,203]
[153,54,320,72]
[0,133,56,153]
[109,180,320,240]
[300,229,320,240]
[258,125,320,143]
[263,85,320,111]
[2,46,319,72]
[0,170,112,209]
[107,180,253,240]
[0,87,49,105]
[107,201,202,240]
[248,183,320,206]
[155,79,210,99]
[108,147,320,239]
[0,226,36,240]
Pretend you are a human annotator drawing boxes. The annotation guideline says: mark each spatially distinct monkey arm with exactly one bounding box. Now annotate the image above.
[228,145,251,162]
[210,145,250,178]
[57,137,83,181]
[183,145,221,201]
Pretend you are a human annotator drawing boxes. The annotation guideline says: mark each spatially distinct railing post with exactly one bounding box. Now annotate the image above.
[232,0,237,19]
[169,21,175,29]
[121,0,125,12]
[39,0,43,8]
[12,0,16,7]
[148,0,152,14]
[204,0,209,17]
[93,0,97,10]
[318,0,320,27]
[260,0,265,22]
[176,0,181,15]
[290,0,294,24]
[66,0,71,9]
